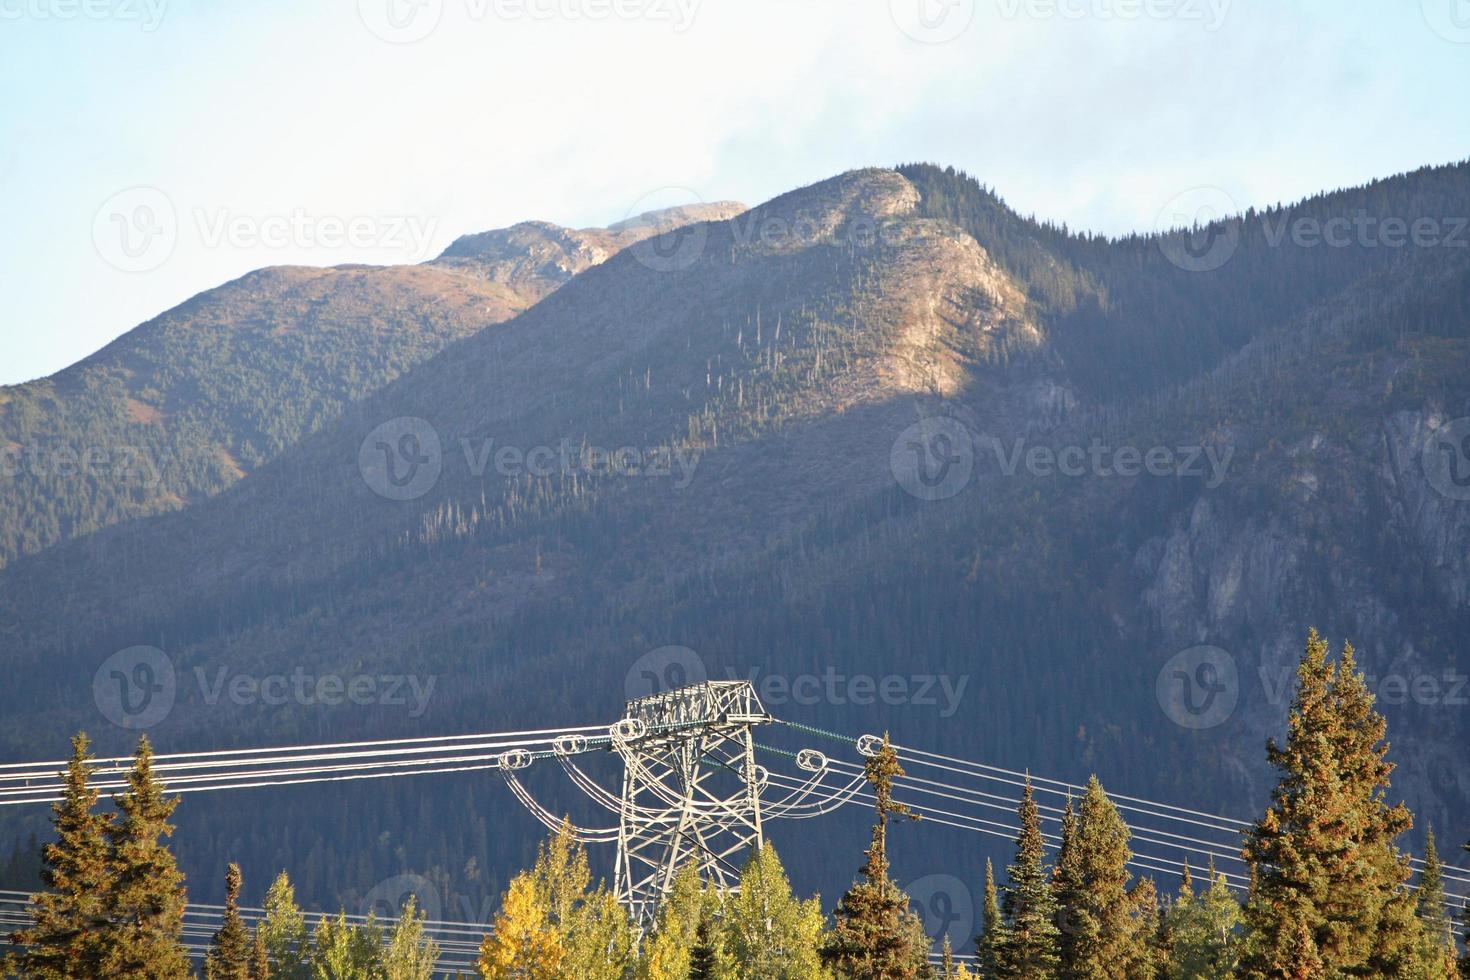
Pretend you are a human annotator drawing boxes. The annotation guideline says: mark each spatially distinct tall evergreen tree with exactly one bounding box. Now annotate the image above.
[722,844,827,979]
[250,928,272,980]
[977,858,1006,979]
[999,778,1060,978]
[206,863,253,980]
[258,871,312,980]
[1051,776,1154,980]
[687,904,725,980]
[7,733,115,979]
[823,734,931,979]
[1411,831,1458,980]
[101,735,191,980]
[1239,630,1417,979]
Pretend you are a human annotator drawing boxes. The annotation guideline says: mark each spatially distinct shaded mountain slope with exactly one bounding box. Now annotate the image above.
[0,202,744,567]
[1,164,1467,918]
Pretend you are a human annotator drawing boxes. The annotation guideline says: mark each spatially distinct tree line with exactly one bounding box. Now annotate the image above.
[7,630,1469,978]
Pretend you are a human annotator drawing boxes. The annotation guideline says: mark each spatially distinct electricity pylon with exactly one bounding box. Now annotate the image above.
[498,679,867,927]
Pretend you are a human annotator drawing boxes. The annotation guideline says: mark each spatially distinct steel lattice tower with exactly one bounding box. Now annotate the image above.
[497,679,867,928]
[611,681,770,924]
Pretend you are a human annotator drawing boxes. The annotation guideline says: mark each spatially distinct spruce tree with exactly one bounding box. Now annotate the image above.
[1051,776,1154,980]
[101,734,191,980]
[977,858,1006,979]
[206,863,252,980]
[999,778,1060,978]
[939,935,956,979]
[8,732,115,979]
[1239,630,1417,979]
[1411,831,1458,980]
[823,734,931,978]
[250,928,271,980]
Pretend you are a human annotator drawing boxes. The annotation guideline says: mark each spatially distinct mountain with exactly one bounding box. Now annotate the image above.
[0,163,1466,919]
[0,201,743,567]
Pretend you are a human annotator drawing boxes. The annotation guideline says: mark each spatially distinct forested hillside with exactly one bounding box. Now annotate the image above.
[0,162,1466,932]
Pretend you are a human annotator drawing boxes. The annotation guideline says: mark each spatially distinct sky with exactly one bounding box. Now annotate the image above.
[1,0,1467,385]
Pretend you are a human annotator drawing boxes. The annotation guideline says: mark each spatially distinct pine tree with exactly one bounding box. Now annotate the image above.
[1051,776,1154,980]
[206,863,253,980]
[478,875,563,979]
[823,734,931,978]
[259,871,312,980]
[722,844,827,979]
[251,928,272,980]
[999,778,1060,978]
[977,858,1007,979]
[7,733,115,979]
[939,935,956,979]
[101,735,191,980]
[1411,832,1458,980]
[382,895,440,980]
[687,906,724,980]
[1239,630,1417,979]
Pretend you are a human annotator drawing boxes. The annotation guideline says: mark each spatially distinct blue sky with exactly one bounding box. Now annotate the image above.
[2,0,1467,385]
